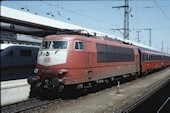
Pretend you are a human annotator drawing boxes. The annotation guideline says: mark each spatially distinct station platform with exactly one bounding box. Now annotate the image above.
[1,79,30,106]
[49,67,170,113]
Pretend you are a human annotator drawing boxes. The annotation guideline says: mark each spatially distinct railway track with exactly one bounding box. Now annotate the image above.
[115,76,170,113]
[1,97,62,113]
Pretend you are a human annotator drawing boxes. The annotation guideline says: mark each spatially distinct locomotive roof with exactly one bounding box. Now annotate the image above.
[1,43,39,50]
[44,34,126,44]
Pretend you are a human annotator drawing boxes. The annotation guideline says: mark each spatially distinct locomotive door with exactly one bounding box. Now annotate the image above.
[86,41,93,79]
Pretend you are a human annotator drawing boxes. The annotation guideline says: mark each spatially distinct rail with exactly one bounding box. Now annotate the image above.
[115,76,170,113]
[1,97,62,113]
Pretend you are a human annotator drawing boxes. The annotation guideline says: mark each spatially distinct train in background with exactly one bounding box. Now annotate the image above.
[28,34,170,95]
[1,43,39,81]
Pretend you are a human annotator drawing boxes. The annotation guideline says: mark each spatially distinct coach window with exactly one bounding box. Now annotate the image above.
[74,41,84,50]
[141,54,144,61]
[144,54,146,61]
[146,54,149,61]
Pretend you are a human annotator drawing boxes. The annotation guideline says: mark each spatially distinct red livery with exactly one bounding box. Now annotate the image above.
[140,49,170,73]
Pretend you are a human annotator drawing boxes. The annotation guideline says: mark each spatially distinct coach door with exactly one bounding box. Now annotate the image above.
[86,41,93,79]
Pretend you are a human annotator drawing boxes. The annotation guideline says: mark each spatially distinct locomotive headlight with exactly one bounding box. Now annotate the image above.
[58,69,68,75]
[34,68,39,74]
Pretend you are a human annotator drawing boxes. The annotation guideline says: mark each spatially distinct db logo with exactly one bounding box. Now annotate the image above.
[44,57,51,63]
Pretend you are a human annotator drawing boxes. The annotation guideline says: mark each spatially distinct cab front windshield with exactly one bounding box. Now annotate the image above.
[41,41,68,49]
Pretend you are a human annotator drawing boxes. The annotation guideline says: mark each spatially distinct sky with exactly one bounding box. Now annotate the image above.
[1,0,170,53]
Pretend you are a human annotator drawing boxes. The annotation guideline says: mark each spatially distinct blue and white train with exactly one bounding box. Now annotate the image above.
[1,43,39,81]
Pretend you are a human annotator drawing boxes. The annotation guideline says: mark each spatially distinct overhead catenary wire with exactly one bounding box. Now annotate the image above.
[40,1,119,28]
[15,1,71,20]
[152,0,170,20]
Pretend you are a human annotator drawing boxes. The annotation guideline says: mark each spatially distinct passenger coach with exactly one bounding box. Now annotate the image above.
[139,47,170,73]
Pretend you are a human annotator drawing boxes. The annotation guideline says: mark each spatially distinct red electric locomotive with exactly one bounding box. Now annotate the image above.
[28,34,140,92]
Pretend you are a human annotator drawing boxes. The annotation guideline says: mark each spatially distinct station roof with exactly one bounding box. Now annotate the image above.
[1,6,80,37]
[1,6,115,38]
[1,6,166,54]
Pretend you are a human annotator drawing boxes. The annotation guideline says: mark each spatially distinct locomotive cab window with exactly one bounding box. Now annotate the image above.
[74,41,84,50]
[41,41,68,49]
[52,41,68,49]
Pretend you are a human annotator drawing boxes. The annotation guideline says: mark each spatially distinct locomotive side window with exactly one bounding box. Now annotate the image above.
[96,43,134,63]
[74,41,84,50]
[79,42,84,50]
[96,44,107,62]
[75,42,79,49]
[20,50,32,56]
